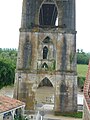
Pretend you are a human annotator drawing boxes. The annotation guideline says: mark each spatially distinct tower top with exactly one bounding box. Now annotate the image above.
[21,0,75,31]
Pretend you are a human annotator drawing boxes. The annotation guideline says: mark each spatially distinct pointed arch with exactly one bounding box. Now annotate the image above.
[43,36,51,43]
[43,46,48,59]
[42,62,48,68]
[38,77,53,88]
[39,0,58,26]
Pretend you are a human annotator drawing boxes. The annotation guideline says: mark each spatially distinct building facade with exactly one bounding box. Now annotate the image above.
[0,96,25,120]
[14,0,77,113]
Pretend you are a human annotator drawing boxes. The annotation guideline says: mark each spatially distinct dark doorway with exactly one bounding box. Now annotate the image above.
[38,77,53,87]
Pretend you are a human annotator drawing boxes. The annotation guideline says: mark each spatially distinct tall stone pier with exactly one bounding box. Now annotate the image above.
[14,0,77,113]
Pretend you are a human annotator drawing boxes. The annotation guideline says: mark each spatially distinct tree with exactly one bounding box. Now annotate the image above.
[0,48,17,89]
[77,50,90,64]
[0,60,15,88]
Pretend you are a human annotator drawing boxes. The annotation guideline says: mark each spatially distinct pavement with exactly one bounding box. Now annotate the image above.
[28,113,82,120]
[44,114,82,120]
[35,103,83,120]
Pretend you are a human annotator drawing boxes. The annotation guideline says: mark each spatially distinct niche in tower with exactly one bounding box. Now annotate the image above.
[43,46,48,59]
[42,36,54,59]
[42,62,48,68]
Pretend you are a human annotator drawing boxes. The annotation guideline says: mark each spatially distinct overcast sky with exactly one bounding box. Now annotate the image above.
[0,0,90,52]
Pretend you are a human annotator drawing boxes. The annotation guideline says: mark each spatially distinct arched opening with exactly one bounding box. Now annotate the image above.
[43,36,50,43]
[42,36,54,59]
[39,2,58,26]
[43,46,48,59]
[38,77,53,87]
[35,77,54,107]
[42,62,48,69]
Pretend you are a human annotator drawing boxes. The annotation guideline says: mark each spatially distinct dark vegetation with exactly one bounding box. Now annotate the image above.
[77,49,90,64]
[0,48,89,89]
[77,64,88,90]
[77,49,90,90]
[54,111,83,118]
[14,115,27,120]
[0,48,17,89]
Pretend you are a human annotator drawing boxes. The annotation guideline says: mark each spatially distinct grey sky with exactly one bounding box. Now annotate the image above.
[0,0,90,52]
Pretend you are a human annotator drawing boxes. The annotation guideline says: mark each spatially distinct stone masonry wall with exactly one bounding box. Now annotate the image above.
[14,0,77,113]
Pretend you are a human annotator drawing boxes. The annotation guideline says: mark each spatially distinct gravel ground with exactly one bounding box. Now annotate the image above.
[0,86,14,97]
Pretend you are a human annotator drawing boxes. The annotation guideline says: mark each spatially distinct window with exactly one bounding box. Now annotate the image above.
[39,3,58,26]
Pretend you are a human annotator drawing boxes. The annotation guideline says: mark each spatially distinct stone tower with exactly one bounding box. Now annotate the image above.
[14,0,77,113]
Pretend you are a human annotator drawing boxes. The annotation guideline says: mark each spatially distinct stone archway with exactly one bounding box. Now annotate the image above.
[39,0,58,26]
[35,77,54,105]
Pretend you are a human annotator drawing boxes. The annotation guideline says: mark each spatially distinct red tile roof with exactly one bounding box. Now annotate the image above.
[0,96,25,113]
[84,60,90,109]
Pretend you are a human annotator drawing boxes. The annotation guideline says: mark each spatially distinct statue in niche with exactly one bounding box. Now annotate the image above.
[43,46,48,59]
[23,35,32,69]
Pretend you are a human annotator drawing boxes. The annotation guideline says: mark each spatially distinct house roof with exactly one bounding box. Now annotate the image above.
[0,96,25,114]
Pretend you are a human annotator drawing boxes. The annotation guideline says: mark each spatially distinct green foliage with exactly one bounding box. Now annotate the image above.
[0,48,90,90]
[49,60,56,71]
[53,60,56,70]
[77,49,90,64]
[77,64,88,77]
[54,111,83,118]
[0,48,17,89]
[77,64,88,89]
[0,48,17,65]
[14,115,27,120]
[78,76,85,88]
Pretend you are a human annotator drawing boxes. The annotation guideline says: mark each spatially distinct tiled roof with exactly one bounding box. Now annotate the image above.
[84,60,90,109]
[0,96,25,114]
